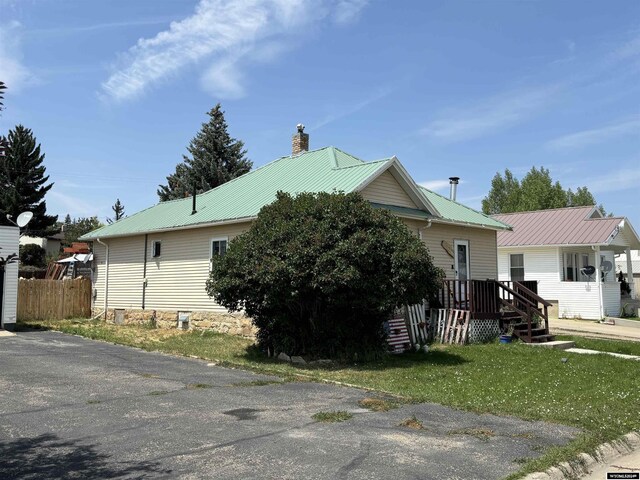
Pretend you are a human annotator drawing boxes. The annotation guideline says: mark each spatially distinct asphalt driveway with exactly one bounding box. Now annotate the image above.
[0,331,579,479]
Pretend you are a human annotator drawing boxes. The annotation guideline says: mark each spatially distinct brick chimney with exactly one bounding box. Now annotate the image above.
[291,123,309,155]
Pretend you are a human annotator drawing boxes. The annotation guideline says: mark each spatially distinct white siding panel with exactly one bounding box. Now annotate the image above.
[555,282,602,319]
[406,221,498,280]
[0,226,19,326]
[498,247,560,297]
[360,171,417,208]
[602,283,620,317]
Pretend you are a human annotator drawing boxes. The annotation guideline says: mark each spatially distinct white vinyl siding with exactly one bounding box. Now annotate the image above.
[602,283,621,317]
[0,226,20,327]
[360,170,418,209]
[498,246,622,319]
[406,221,498,280]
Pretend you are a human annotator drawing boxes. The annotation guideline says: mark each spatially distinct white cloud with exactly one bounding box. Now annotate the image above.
[418,179,451,192]
[546,117,640,150]
[419,85,561,142]
[572,165,640,194]
[419,178,466,193]
[0,21,32,92]
[333,0,369,25]
[310,87,393,130]
[611,34,640,61]
[101,0,370,103]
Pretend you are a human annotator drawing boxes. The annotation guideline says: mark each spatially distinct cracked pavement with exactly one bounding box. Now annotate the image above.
[0,331,579,479]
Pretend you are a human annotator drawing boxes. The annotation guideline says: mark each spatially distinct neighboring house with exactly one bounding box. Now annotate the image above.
[19,231,64,257]
[494,206,640,320]
[81,128,511,335]
[615,250,640,300]
[0,226,20,331]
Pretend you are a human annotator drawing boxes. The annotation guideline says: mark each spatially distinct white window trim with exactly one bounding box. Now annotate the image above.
[453,239,470,280]
[509,253,525,282]
[151,240,162,258]
[210,236,229,270]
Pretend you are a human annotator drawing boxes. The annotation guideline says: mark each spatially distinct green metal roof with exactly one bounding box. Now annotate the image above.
[81,146,508,240]
[370,203,434,220]
[81,147,391,239]
[418,187,511,230]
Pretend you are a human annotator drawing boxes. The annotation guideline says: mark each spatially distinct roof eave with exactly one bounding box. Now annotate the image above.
[81,216,256,241]
[431,217,511,231]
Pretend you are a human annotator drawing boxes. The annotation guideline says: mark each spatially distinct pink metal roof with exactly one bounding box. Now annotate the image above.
[494,206,625,247]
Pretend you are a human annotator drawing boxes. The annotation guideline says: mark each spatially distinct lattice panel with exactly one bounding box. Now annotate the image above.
[429,310,499,344]
[468,319,500,343]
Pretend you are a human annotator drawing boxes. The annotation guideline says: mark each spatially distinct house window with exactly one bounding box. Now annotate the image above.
[510,254,525,282]
[152,241,161,258]
[564,252,595,281]
[565,253,577,281]
[211,238,228,258]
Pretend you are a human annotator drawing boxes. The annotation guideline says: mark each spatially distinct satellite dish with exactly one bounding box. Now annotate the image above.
[601,260,613,273]
[581,265,596,276]
[16,211,33,228]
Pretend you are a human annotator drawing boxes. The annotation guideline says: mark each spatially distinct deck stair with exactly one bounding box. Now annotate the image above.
[497,281,554,344]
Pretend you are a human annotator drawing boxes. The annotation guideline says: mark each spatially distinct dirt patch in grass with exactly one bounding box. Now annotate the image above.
[398,416,424,430]
[312,411,353,423]
[228,380,285,387]
[358,397,400,412]
[449,427,495,440]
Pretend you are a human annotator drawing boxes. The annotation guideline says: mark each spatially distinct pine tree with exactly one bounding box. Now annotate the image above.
[0,125,58,236]
[106,198,125,224]
[157,104,252,201]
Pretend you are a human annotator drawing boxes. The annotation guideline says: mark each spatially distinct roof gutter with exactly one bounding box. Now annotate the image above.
[428,217,512,231]
[81,216,256,241]
[95,237,109,320]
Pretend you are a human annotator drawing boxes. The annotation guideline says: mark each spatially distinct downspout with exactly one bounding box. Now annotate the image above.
[142,234,148,309]
[96,238,109,320]
[418,219,432,241]
[593,245,603,318]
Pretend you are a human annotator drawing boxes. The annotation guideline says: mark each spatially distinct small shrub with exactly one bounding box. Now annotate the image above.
[398,416,424,429]
[358,397,399,412]
[312,411,353,423]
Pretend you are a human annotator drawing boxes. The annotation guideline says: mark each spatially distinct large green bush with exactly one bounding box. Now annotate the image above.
[206,192,443,359]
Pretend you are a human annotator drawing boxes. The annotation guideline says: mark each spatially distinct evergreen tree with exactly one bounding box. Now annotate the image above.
[62,216,103,246]
[0,125,58,236]
[482,167,608,215]
[107,198,125,224]
[158,104,252,201]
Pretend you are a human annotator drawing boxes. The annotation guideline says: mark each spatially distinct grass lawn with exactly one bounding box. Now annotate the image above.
[18,318,640,479]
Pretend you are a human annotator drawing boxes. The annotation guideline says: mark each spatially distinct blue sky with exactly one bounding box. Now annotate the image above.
[1,0,639,229]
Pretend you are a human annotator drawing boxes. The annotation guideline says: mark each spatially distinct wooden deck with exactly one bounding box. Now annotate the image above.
[434,279,553,343]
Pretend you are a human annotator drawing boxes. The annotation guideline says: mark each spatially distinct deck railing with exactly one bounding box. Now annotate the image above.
[435,279,552,341]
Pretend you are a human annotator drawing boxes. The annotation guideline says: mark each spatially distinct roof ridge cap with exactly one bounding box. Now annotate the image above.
[420,186,508,226]
[493,205,596,216]
[334,158,391,170]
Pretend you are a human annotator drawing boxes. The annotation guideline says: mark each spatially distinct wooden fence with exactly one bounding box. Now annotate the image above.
[18,277,92,321]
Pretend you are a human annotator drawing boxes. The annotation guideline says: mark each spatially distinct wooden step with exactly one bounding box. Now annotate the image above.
[528,334,555,343]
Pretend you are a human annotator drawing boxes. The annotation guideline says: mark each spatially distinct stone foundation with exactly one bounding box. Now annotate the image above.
[92,308,256,338]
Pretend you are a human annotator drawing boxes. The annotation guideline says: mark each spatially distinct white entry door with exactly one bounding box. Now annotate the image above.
[454,240,470,280]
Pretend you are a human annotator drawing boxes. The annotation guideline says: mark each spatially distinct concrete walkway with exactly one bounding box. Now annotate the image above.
[581,444,640,479]
[550,317,640,342]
